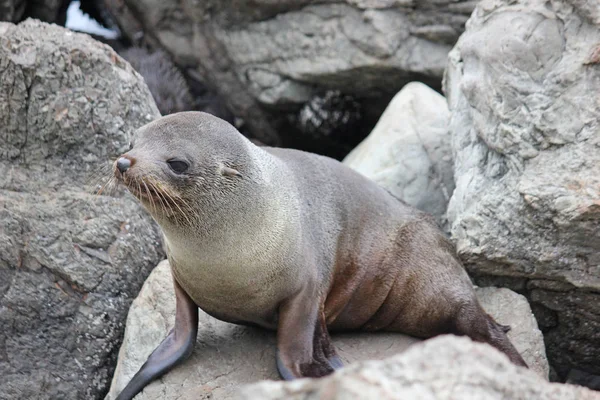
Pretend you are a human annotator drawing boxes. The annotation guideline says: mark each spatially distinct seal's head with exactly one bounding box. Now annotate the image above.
[113,111,251,227]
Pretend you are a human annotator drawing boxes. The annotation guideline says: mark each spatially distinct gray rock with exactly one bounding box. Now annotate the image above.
[237,335,598,400]
[103,0,477,146]
[0,19,164,400]
[343,82,454,226]
[443,0,600,384]
[106,260,548,400]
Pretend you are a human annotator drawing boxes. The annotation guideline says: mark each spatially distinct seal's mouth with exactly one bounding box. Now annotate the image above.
[112,162,157,202]
[125,180,162,202]
[116,174,193,224]
[111,162,193,224]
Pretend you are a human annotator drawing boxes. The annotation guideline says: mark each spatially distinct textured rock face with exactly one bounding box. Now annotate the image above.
[105,0,476,148]
[443,0,600,384]
[343,82,454,226]
[0,20,164,399]
[237,336,598,400]
[106,260,548,400]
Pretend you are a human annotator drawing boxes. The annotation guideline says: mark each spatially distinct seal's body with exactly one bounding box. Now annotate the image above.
[113,112,527,400]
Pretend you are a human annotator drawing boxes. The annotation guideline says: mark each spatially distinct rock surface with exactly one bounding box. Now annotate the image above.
[443,0,600,384]
[104,0,477,149]
[106,260,548,400]
[237,335,599,400]
[343,82,454,226]
[0,20,164,400]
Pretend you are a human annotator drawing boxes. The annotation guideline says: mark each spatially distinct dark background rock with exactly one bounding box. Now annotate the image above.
[116,47,237,126]
[290,90,364,159]
[0,0,71,24]
[444,0,600,386]
[0,0,27,21]
[97,0,477,157]
[0,19,164,400]
[119,47,194,116]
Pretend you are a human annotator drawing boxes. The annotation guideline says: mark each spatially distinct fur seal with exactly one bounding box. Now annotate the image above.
[112,111,527,400]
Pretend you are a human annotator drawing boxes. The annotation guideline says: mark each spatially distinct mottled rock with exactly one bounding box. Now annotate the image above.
[0,19,164,400]
[343,82,453,226]
[443,0,600,384]
[103,0,477,149]
[237,336,598,400]
[106,260,547,400]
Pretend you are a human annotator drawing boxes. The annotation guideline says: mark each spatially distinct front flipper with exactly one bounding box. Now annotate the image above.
[276,282,341,380]
[115,277,198,400]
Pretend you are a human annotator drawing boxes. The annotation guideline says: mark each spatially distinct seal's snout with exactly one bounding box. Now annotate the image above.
[116,157,132,174]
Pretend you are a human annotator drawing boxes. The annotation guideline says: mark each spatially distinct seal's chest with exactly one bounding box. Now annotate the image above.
[171,259,279,328]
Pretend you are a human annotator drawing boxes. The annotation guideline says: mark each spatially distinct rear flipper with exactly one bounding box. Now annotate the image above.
[454,303,528,368]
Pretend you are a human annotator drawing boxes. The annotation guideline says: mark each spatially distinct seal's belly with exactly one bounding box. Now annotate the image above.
[171,260,281,330]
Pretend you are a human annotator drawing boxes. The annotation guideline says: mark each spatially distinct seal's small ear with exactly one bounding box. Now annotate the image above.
[221,165,242,177]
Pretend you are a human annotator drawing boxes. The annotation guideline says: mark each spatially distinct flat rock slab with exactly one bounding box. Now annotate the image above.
[106,260,548,399]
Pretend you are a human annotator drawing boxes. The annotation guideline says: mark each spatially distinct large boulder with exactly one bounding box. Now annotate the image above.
[443,0,600,385]
[343,82,454,226]
[106,260,548,400]
[0,19,164,399]
[237,335,598,400]
[103,0,477,151]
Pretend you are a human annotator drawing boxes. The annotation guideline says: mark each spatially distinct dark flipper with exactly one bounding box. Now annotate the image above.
[455,305,528,368]
[115,277,199,400]
[276,282,340,380]
[328,355,344,370]
[314,310,344,370]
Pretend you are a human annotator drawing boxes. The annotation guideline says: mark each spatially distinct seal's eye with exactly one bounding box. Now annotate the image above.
[167,159,189,174]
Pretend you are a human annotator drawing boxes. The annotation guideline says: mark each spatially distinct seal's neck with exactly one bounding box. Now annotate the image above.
[158,149,298,270]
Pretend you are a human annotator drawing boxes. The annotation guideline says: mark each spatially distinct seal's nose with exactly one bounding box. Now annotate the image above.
[117,157,131,174]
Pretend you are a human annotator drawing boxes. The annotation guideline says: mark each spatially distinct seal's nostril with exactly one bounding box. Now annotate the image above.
[117,157,131,173]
